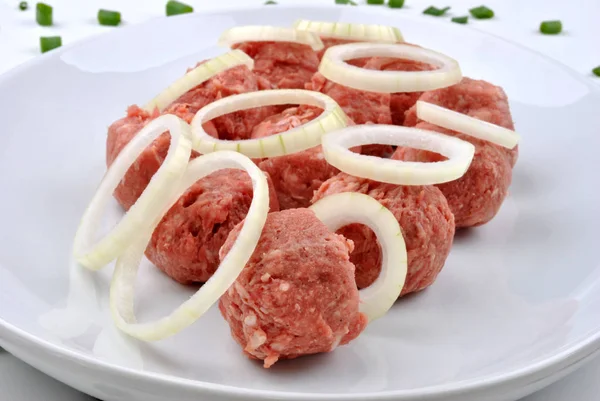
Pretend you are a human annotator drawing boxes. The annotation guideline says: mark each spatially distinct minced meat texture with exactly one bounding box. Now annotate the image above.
[219,208,367,368]
[251,106,342,210]
[145,169,280,284]
[233,42,320,89]
[393,122,512,228]
[313,173,455,295]
[404,77,518,167]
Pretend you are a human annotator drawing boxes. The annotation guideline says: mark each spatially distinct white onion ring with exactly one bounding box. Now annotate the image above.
[416,101,520,149]
[321,124,475,185]
[191,89,348,158]
[73,115,192,271]
[110,151,269,341]
[319,43,462,93]
[219,26,324,51]
[310,192,407,322]
[143,50,254,113]
[293,19,404,43]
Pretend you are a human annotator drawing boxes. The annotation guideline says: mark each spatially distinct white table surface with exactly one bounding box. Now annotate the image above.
[0,0,598,400]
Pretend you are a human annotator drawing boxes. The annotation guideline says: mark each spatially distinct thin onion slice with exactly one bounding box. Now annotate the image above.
[73,115,192,271]
[143,50,254,113]
[321,124,475,185]
[218,26,324,51]
[319,43,462,93]
[110,151,269,341]
[293,19,404,43]
[310,192,407,322]
[191,89,348,158]
[416,101,520,149]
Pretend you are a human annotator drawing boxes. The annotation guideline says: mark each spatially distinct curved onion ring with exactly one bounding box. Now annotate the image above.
[416,101,520,149]
[311,192,407,322]
[110,151,269,341]
[293,19,404,43]
[319,43,462,93]
[219,26,324,51]
[191,89,348,158]
[321,124,475,185]
[143,50,254,113]
[73,115,192,271]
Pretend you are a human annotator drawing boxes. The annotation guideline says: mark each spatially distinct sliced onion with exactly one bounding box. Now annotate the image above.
[143,50,254,113]
[110,151,269,341]
[218,26,324,51]
[293,19,404,43]
[73,115,192,271]
[416,101,520,149]
[319,43,462,93]
[321,124,475,185]
[191,89,348,158]
[310,192,407,322]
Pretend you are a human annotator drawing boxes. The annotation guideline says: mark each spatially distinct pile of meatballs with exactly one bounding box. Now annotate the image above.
[106,37,516,368]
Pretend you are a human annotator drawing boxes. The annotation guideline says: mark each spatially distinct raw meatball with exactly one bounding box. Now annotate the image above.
[308,72,393,157]
[316,38,370,66]
[393,122,512,228]
[252,106,341,210]
[107,65,272,210]
[362,57,435,126]
[233,42,320,89]
[219,208,367,368]
[313,173,454,295]
[146,169,280,284]
[404,77,518,167]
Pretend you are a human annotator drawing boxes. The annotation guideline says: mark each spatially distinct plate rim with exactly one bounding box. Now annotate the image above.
[1,4,599,400]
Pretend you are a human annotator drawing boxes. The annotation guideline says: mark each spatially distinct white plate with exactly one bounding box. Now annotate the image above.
[0,5,599,401]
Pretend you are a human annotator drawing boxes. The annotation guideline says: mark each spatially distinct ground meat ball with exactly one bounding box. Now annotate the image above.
[107,65,272,210]
[393,122,512,228]
[312,173,454,295]
[363,57,436,126]
[233,42,320,89]
[252,106,341,210]
[308,72,393,157]
[146,169,280,284]
[316,38,370,67]
[219,209,367,368]
[404,77,518,167]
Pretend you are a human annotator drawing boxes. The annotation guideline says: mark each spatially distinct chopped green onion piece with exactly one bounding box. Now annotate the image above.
[19,1,28,11]
[452,16,468,24]
[97,9,121,26]
[264,0,277,3]
[40,36,61,53]
[423,6,450,16]
[166,0,193,16]
[36,2,52,26]
[335,0,358,5]
[469,5,494,19]
[593,66,600,77]
[540,20,562,35]
[388,0,405,8]
[367,0,385,4]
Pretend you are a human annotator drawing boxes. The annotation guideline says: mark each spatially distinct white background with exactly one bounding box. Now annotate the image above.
[0,0,598,399]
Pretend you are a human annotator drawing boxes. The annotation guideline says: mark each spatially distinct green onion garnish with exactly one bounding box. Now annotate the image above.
[469,5,494,19]
[423,6,450,16]
[97,9,121,26]
[40,36,61,53]
[540,20,562,35]
[36,3,53,26]
[367,0,385,4]
[264,0,277,3]
[388,0,405,8]
[166,1,193,16]
[452,16,468,24]
[19,1,28,11]
[593,66,600,77]
[335,0,358,5]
